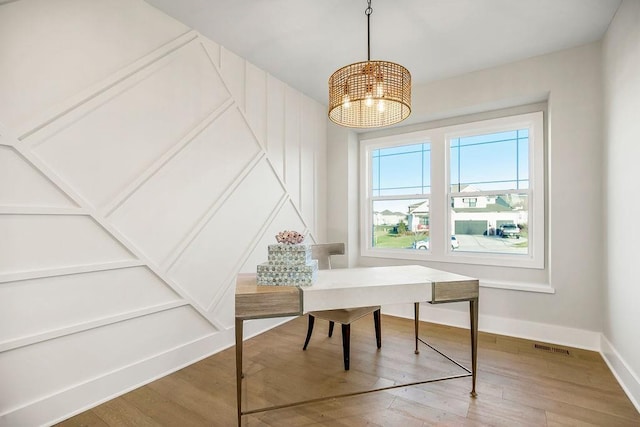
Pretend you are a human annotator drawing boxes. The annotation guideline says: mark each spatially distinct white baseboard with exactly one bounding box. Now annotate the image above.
[4,310,637,426]
[382,303,601,351]
[383,303,640,413]
[0,317,290,427]
[600,335,640,413]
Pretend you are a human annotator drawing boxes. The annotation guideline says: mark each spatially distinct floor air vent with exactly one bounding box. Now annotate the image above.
[534,343,570,355]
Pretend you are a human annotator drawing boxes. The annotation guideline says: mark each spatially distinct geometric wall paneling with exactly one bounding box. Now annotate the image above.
[0,0,190,132]
[266,74,286,180]
[0,131,11,147]
[0,146,77,209]
[200,38,221,69]
[211,199,310,328]
[108,106,261,266]
[211,281,239,330]
[239,199,309,275]
[0,267,182,351]
[168,159,286,310]
[285,86,302,208]
[219,47,246,113]
[244,62,267,149]
[300,97,321,230]
[310,119,327,242]
[99,98,236,219]
[0,215,135,278]
[30,40,231,209]
[0,1,328,422]
[0,305,214,416]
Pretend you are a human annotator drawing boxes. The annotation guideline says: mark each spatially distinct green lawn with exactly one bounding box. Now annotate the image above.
[373,228,427,249]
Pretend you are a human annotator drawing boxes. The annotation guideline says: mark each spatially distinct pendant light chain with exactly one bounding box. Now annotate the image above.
[366,0,372,61]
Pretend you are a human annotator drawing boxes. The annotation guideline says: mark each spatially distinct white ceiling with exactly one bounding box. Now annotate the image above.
[145,0,621,106]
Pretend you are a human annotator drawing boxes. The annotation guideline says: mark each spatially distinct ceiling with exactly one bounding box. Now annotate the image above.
[145,0,621,107]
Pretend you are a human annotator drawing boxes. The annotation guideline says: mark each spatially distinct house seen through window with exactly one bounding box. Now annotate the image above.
[371,143,430,250]
[361,111,544,269]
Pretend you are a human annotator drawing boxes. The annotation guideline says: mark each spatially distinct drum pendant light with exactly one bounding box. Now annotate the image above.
[328,0,411,128]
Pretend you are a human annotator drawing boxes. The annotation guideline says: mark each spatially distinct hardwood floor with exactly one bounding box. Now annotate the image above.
[58,315,640,426]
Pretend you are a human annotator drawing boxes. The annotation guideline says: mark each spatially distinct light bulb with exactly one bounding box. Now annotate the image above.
[375,82,384,97]
[377,100,385,112]
[342,94,350,109]
[365,93,373,107]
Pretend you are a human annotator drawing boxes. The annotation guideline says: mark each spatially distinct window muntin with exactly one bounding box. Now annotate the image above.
[372,143,430,196]
[450,129,529,191]
[361,111,544,269]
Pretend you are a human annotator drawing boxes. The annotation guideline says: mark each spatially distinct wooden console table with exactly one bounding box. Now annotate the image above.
[235,265,479,426]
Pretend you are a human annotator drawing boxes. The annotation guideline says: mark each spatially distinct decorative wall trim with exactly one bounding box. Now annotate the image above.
[0,122,17,146]
[480,279,556,294]
[0,315,292,427]
[0,207,84,215]
[11,141,227,330]
[0,300,187,353]
[206,194,290,313]
[0,259,144,284]
[16,30,199,141]
[382,303,601,351]
[384,304,640,409]
[601,335,640,412]
[0,329,229,425]
[162,149,266,273]
[0,2,326,424]
[101,99,235,217]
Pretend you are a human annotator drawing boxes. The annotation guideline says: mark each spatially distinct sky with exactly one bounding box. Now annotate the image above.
[371,129,529,213]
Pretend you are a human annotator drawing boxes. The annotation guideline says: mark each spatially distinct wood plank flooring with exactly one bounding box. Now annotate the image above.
[57,315,640,426]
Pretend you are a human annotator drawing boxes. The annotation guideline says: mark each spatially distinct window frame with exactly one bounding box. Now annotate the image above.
[360,111,545,269]
[361,134,432,259]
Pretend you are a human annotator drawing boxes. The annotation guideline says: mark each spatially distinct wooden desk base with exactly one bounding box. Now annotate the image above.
[235,303,478,426]
[235,268,479,426]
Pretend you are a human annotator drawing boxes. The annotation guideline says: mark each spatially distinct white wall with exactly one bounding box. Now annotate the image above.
[328,42,605,349]
[0,0,326,425]
[602,0,640,409]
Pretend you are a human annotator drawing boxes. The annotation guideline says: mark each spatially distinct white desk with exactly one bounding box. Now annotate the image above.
[235,265,479,426]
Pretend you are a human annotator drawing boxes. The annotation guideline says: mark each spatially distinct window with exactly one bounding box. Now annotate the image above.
[461,198,478,208]
[361,111,544,269]
[369,143,431,250]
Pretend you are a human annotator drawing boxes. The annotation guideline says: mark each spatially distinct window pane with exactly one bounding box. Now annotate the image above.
[518,131,529,183]
[372,154,380,197]
[450,130,529,191]
[372,143,430,195]
[450,193,529,255]
[372,199,429,250]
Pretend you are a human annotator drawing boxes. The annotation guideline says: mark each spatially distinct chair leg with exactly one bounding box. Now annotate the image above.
[373,309,381,349]
[303,315,315,350]
[341,324,350,370]
[328,321,335,337]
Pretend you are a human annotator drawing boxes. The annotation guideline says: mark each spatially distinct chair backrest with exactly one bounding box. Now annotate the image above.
[311,243,345,270]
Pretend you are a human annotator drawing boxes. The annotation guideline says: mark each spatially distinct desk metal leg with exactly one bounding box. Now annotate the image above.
[235,317,243,426]
[469,298,478,397]
[414,302,420,354]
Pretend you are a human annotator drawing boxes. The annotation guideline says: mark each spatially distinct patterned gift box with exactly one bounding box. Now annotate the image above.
[256,259,318,286]
[266,244,312,265]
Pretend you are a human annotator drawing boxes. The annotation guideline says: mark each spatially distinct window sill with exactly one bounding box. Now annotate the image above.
[361,247,544,269]
[480,279,555,294]
[359,250,554,294]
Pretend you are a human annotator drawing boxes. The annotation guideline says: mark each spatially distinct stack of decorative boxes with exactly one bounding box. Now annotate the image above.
[256,244,318,286]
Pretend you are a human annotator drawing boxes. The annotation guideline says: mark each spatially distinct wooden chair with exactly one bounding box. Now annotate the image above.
[302,243,381,370]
